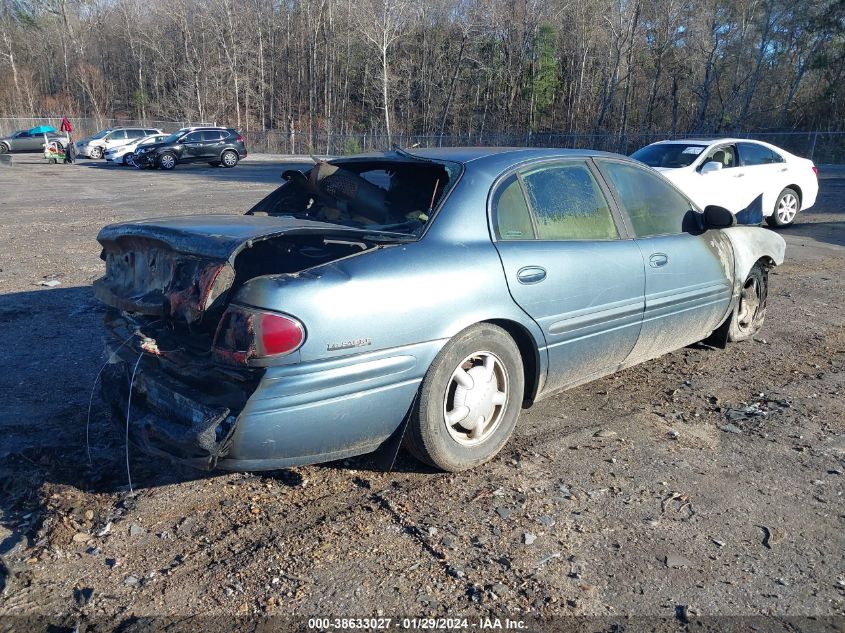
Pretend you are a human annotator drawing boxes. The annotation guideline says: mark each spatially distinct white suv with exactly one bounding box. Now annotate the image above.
[76,127,162,159]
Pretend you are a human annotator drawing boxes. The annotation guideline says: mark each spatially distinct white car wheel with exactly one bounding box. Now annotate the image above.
[766,188,799,227]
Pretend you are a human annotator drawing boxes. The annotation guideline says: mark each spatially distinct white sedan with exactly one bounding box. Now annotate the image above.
[631,138,819,227]
[104,133,168,166]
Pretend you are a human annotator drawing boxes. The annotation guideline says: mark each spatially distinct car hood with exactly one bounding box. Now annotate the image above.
[135,142,167,152]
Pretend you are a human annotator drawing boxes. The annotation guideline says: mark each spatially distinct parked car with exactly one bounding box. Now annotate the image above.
[0,127,66,153]
[630,138,819,227]
[94,148,784,473]
[104,133,169,166]
[76,127,162,159]
[131,127,246,170]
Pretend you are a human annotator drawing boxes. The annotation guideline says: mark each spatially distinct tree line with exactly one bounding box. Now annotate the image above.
[1,0,843,148]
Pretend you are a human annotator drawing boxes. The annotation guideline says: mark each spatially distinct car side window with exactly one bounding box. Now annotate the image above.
[202,130,223,141]
[126,129,144,139]
[738,142,781,166]
[493,174,535,240]
[601,161,697,237]
[184,131,204,142]
[107,130,126,141]
[701,145,737,169]
[520,162,618,240]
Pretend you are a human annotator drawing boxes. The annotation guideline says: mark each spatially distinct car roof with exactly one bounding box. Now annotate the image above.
[344,146,624,165]
[646,138,762,146]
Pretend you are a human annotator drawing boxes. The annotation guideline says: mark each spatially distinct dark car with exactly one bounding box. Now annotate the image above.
[132,127,246,170]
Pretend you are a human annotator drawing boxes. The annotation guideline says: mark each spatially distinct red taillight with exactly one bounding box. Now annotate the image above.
[213,306,304,364]
[259,312,303,355]
[236,134,244,143]
[812,165,818,177]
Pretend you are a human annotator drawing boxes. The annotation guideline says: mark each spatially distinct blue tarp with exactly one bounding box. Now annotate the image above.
[28,125,57,134]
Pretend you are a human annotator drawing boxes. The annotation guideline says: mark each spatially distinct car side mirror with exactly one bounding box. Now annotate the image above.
[700,161,722,174]
[703,205,736,229]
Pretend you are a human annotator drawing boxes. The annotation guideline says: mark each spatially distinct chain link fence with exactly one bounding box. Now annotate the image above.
[3,117,843,163]
[244,129,845,163]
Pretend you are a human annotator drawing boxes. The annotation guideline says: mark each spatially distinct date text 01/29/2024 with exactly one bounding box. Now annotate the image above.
[307,618,528,630]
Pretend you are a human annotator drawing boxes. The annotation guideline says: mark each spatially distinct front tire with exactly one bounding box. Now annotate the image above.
[221,150,239,168]
[404,323,524,472]
[158,152,177,170]
[0,143,8,154]
[728,263,768,342]
[766,188,799,227]
[90,146,103,159]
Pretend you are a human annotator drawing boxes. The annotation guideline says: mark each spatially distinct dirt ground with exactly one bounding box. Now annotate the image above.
[0,154,843,630]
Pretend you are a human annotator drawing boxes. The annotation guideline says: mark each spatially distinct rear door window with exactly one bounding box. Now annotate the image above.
[738,142,783,165]
[599,160,697,237]
[520,162,618,240]
[202,130,224,142]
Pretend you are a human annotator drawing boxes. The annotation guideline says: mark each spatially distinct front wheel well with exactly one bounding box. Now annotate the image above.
[755,255,777,271]
[484,319,540,408]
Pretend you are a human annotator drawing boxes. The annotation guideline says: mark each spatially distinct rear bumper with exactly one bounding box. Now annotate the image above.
[101,337,443,471]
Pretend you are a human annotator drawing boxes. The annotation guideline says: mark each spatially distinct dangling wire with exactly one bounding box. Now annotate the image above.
[125,351,144,495]
[86,331,138,466]
[85,320,162,467]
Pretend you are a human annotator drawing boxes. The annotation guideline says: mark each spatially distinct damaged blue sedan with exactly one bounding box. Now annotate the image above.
[94,148,785,472]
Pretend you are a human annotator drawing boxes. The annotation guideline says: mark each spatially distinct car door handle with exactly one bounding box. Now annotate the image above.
[649,253,669,268]
[516,266,547,284]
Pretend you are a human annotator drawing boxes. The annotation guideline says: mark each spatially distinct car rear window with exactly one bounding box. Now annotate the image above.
[248,158,461,237]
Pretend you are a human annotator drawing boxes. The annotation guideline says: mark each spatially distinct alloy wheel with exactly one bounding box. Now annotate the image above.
[776,193,798,225]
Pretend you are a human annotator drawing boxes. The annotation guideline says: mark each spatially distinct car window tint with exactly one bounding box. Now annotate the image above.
[493,174,534,240]
[520,162,617,240]
[107,130,126,140]
[739,142,781,166]
[126,129,144,138]
[601,161,694,237]
[202,130,223,141]
[702,145,737,169]
[184,132,204,142]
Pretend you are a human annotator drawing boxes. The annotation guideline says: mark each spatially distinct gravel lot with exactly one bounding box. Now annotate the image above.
[0,154,843,629]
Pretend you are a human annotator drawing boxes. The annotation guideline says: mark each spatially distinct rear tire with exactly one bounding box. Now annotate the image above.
[158,152,177,170]
[728,263,768,342]
[404,323,524,472]
[221,150,238,168]
[766,188,799,227]
[0,143,8,154]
